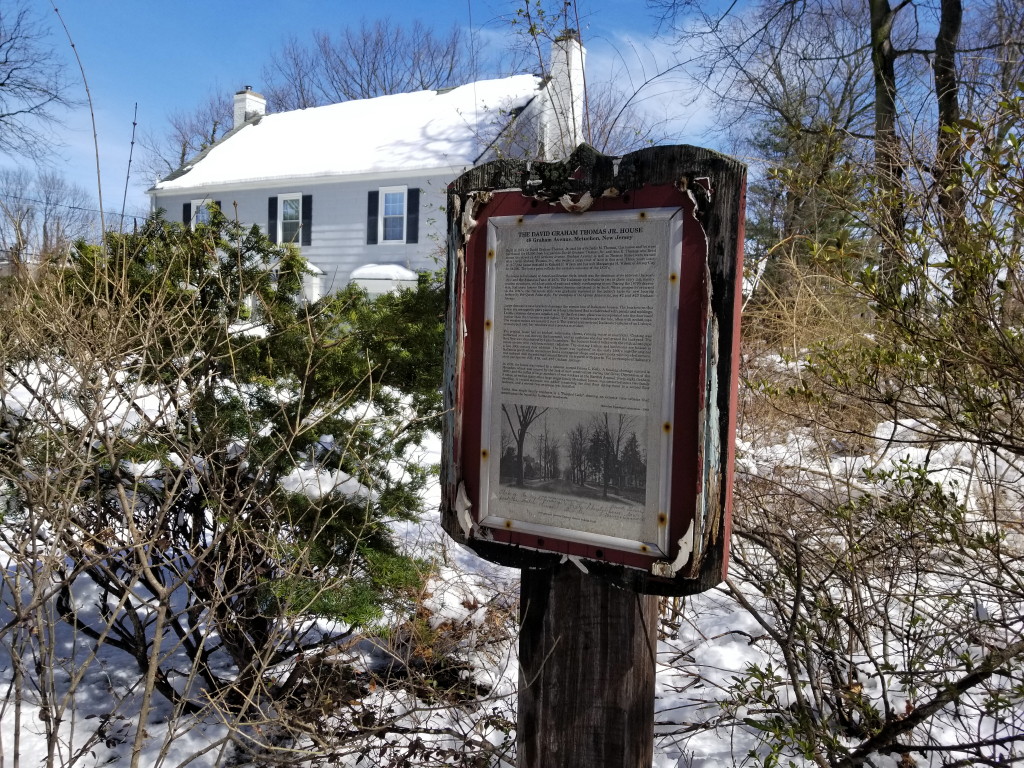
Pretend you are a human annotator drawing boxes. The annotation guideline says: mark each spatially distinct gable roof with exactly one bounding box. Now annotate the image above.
[151,74,542,192]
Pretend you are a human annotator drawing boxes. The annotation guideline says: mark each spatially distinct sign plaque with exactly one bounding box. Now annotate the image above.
[480,209,683,558]
[442,145,745,595]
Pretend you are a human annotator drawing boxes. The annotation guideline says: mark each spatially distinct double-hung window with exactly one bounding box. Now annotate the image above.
[268,194,312,246]
[366,186,419,245]
[280,194,301,244]
[184,199,220,229]
[380,187,406,242]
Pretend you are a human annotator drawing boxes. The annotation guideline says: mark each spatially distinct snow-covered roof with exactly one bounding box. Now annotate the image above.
[152,75,542,192]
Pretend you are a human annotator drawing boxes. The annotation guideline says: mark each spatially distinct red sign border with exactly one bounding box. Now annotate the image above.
[455,185,710,572]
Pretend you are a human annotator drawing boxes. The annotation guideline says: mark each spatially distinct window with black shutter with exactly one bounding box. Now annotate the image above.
[186,199,222,229]
[406,187,419,244]
[281,195,301,243]
[301,194,312,246]
[270,194,312,245]
[368,185,419,244]
[366,190,379,245]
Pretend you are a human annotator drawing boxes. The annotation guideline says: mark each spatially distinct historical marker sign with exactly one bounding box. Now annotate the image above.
[443,144,745,596]
[481,209,682,557]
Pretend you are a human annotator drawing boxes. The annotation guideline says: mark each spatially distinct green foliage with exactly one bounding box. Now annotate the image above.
[0,209,444,713]
[321,270,446,429]
[746,115,862,274]
[264,548,425,626]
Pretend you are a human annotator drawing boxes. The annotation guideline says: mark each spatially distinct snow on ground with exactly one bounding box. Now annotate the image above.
[3,407,1023,765]
[3,360,174,434]
[0,553,233,767]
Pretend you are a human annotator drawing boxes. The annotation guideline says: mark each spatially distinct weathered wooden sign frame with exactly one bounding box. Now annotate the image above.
[442,144,745,596]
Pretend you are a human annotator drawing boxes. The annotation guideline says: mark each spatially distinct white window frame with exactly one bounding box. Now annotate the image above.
[279,193,302,245]
[378,185,407,244]
[190,198,214,229]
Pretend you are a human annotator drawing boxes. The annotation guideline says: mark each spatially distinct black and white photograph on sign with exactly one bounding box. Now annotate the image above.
[479,208,684,554]
[499,404,648,507]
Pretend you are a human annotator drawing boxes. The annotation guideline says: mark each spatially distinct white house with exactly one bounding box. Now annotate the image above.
[147,32,586,299]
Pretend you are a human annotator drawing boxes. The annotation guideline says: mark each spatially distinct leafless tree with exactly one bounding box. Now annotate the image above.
[0,168,96,274]
[505,0,677,155]
[586,80,673,154]
[502,404,549,486]
[261,19,476,112]
[650,0,1024,271]
[644,3,1024,755]
[138,90,234,182]
[960,0,1024,124]
[0,1,72,160]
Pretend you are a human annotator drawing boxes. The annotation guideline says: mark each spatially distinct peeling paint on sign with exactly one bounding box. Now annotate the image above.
[669,519,695,573]
[455,482,473,538]
[561,554,590,574]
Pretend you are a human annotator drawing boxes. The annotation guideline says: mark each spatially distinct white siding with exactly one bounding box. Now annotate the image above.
[152,169,450,296]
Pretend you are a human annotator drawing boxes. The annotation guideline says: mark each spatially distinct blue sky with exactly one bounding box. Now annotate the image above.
[20,0,702,218]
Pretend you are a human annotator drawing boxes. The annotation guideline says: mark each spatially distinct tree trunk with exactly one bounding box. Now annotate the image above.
[869,0,905,276]
[934,0,964,233]
[516,431,527,486]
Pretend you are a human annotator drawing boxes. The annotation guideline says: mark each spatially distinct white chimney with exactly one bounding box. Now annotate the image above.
[233,86,266,129]
[543,29,586,160]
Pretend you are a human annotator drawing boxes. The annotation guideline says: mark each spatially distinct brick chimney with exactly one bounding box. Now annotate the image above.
[542,29,586,160]
[233,86,266,129]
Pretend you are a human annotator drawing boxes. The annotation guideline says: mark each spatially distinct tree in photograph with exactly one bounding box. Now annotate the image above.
[545,436,561,481]
[589,412,635,498]
[535,415,562,481]
[500,424,519,482]
[619,431,645,491]
[0,1,71,159]
[585,422,607,490]
[566,421,589,485]
[502,404,548,486]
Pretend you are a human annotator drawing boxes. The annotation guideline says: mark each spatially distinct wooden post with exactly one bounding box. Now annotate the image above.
[517,564,658,768]
[441,144,746,767]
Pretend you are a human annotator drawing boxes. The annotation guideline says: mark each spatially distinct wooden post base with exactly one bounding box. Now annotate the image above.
[517,563,658,768]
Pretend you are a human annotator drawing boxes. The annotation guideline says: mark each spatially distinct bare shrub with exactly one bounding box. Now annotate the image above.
[0,211,466,766]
